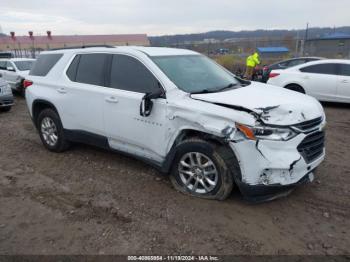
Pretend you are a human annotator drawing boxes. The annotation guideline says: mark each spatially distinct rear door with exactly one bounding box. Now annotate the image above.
[337,63,350,102]
[103,54,168,163]
[60,53,109,136]
[299,63,338,101]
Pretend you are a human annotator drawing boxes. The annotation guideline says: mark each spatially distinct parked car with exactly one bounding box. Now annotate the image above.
[0,78,14,112]
[25,47,326,202]
[0,58,36,94]
[267,59,350,103]
[262,57,324,83]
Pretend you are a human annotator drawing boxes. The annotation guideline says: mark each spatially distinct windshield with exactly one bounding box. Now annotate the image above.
[152,55,241,93]
[14,60,34,71]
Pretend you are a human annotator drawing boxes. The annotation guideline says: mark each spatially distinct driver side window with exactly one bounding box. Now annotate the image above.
[109,55,160,93]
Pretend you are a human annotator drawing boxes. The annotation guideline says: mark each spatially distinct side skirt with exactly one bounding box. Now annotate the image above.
[63,129,169,173]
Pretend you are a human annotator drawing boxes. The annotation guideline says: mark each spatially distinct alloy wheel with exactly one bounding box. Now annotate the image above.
[178,152,218,194]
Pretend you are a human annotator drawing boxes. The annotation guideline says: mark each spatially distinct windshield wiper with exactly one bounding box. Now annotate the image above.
[191,89,214,94]
[191,83,239,95]
[215,83,239,92]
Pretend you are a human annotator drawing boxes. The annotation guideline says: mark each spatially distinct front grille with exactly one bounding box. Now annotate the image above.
[294,117,323,132]
[297,131,325,163]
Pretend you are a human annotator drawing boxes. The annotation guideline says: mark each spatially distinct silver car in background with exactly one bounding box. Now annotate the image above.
[0,78,14,112]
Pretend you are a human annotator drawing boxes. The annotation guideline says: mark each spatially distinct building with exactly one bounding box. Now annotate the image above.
[257,46,290,59]
[0,32,150,58]
[304,33,350,58]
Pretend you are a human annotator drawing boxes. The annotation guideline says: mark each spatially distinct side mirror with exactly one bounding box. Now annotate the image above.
[140,88,165,117]
[7,67,15,72]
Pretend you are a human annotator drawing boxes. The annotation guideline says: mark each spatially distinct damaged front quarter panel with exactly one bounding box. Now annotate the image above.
[164,95,256,153]
[164,91,325,197]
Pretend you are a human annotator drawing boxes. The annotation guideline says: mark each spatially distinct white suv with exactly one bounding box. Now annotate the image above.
[25,47,326,202]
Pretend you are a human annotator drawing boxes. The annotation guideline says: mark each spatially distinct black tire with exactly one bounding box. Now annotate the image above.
[170,138,240,200]
[285,84,305,94]
[37,108,70,152]
[0,106,11,112]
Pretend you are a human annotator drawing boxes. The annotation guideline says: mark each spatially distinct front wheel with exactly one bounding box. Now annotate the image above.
[170,138,239,200]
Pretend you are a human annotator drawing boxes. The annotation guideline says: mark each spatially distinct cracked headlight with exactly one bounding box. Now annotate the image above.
[237,124,297,141]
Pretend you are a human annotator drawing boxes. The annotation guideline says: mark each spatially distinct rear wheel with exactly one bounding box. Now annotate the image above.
[170,138,240,200]
[37,108,70,152]
[285,84,305,94]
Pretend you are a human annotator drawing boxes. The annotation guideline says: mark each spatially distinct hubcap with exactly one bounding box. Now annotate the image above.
[178,152,218,194]
[41,117,58,146]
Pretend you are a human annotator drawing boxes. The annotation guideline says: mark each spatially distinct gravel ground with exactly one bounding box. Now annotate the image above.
[0,97,349,255]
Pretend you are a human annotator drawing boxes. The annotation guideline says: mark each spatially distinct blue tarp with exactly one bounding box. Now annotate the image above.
[319,32,350,40]
[257,47,289,53]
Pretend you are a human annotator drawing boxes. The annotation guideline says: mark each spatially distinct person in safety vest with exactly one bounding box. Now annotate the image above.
[244,51,260,80]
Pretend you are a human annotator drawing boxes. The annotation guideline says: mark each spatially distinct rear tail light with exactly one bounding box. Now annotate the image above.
[23,80,33,88]
[269,73,280,78]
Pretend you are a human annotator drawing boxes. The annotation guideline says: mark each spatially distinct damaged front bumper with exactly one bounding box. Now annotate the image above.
[229,131,325,202]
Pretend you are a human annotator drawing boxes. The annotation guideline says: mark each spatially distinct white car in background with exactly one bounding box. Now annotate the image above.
[0,58,36,95]
[267,59,350,103]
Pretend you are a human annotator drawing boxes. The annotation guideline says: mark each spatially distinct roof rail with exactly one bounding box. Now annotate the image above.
[49,45,115,51]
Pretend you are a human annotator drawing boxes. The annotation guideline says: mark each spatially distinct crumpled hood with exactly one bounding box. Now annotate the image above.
[191,82,324,125]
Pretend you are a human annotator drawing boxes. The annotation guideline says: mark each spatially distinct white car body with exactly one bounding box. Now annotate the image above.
[267,59,350,103]
[0,58,35,92]
[25,47,326,201]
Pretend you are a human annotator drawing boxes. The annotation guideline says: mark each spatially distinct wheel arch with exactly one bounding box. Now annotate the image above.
[32,99,60,128]
[283,83,306,93]
[161,128,230,173]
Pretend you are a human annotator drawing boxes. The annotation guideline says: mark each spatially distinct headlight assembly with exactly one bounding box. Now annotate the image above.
[237,123,297,141]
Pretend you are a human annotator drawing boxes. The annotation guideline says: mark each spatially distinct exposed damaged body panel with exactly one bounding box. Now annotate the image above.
[191,82,325,126]
[165,84,326,195]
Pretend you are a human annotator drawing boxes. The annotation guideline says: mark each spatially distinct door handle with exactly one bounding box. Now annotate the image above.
[57,87,67,94]
[341,79,349,83]
[105,96,118,103]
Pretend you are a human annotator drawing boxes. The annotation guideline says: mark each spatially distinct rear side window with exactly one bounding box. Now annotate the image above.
[75,54,108,86]
[300,63,338,75]
[109,54,159,93]
[66,55,80,81]
[339,64,350,76]
[288,59,306,67]
[30,54,63,76]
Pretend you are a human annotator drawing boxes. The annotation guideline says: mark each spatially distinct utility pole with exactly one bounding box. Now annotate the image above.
[302,22,309,56]
[295,30,299,57]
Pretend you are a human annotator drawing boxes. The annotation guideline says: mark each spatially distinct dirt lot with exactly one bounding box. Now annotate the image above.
[0,97,349,255]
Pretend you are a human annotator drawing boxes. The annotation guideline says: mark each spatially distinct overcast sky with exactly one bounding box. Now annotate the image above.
[0,0,349,36]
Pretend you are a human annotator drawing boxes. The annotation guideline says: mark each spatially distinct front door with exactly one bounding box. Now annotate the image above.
[57,53,108,136]
[103,54,168,163]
